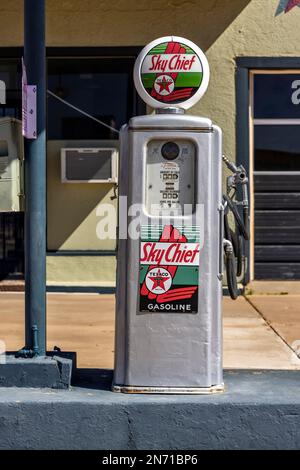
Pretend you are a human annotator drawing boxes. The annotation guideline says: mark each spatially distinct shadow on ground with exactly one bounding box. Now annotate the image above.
[73,368,113,390]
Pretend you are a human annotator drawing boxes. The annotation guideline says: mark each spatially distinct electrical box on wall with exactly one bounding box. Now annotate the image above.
[0,117,24,212]
[61,147,118,183]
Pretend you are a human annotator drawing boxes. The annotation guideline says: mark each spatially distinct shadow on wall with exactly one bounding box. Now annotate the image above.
[47,0,252,52]
[47,141,118,251]
[191,0,252,51]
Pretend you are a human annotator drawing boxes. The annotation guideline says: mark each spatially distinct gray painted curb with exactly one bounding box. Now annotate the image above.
[0,369,299,449]
[0,353,75,389]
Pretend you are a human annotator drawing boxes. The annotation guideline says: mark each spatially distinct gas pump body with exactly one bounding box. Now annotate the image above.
[113,112,223,393]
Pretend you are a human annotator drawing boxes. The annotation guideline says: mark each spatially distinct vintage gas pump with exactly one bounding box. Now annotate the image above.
[113,36,249,394]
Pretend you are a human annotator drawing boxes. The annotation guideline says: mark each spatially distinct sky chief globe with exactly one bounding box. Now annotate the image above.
[134,36,210,110]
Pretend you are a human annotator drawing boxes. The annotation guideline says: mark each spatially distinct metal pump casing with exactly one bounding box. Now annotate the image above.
[113,112,223,393]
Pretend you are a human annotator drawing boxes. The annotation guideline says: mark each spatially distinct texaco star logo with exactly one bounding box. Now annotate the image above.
[154,75,175,96]
[145,267,172,294]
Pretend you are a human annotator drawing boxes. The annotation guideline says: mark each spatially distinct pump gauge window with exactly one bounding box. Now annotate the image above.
[145,139,196,216]
[161,142,180,161]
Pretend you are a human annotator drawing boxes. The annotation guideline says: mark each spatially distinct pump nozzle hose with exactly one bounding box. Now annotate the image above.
[222,156,250,300]
[224,194,249,241]
[223,239,233,254]
[223,239,239,300]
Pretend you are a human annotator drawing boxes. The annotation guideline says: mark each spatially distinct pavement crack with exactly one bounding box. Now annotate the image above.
[124,408,137,450]
[244,295,300,359]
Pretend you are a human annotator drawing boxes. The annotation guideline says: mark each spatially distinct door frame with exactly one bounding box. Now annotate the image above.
[236,57,300,282]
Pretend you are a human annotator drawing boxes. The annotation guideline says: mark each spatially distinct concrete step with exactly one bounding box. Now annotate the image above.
[0,369,299,449]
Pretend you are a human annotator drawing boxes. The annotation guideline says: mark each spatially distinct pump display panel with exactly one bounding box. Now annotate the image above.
[145,139,196,216]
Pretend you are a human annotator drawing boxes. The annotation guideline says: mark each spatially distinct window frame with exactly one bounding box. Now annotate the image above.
[251,69,300,176]
[0,45,146,129]
[236,58,300,282]
[0,47,146,260]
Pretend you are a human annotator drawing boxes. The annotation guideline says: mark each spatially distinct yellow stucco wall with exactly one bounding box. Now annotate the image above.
[1,0,299,285]
[47,140,118,251]
[47,255,116,287]
[2,0,300,159]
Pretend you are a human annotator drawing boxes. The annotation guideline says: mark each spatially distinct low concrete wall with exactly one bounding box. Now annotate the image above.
[46,255,116,288]
[0,370,299,449]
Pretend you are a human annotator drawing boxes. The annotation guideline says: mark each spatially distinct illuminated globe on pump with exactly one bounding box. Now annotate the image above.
[134,36,210,110]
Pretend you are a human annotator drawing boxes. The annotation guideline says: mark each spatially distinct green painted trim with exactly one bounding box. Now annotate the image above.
[175,72,202,87]
[46,286,115,293]
[141,73,156,87]
[235,56,300,284]
[46,251,116,257]
[142,72,203,89]
[236,57,300,69]
[236,64,250,285]
[173,266,198,284]
[148,43,168,54]
[147,44,195,55]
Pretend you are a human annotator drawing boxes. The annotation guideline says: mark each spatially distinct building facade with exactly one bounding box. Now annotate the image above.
[0,0,300,289]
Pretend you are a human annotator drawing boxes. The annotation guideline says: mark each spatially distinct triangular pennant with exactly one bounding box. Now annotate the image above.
[285,0,300,12]
[275,0,288,15]
[276,0,300,15]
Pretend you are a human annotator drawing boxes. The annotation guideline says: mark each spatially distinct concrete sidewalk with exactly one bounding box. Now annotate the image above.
[1,292,300,450]
[0,292,299,370]
[247,295,300,361]
[223,296,300,369]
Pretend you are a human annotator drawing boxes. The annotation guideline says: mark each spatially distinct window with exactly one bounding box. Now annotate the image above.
[0,59,23,279]
[251,71,300,280]
[0,49,145,278]
[47,57,137,140]
[253,72,300,173]
[255,125,300,171]
[0,59,21,119]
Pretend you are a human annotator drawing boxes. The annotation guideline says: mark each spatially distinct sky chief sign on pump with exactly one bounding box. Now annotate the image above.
[139,224,200,313]
[134,36,210,110]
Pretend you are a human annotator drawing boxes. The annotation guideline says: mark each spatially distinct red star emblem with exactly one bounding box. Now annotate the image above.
[148,269,169,289]
[158,76,172,93]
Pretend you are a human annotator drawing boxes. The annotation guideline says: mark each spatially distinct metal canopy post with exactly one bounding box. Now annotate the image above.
[23,0,46,356]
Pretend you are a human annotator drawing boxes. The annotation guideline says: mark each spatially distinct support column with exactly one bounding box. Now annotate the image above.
[24,0,46,356]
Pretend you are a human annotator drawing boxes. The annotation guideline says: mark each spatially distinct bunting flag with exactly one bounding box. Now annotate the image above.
[276,0,300,15]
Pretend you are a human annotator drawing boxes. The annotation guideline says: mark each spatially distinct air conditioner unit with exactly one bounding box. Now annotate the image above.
[61,147,118,183]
